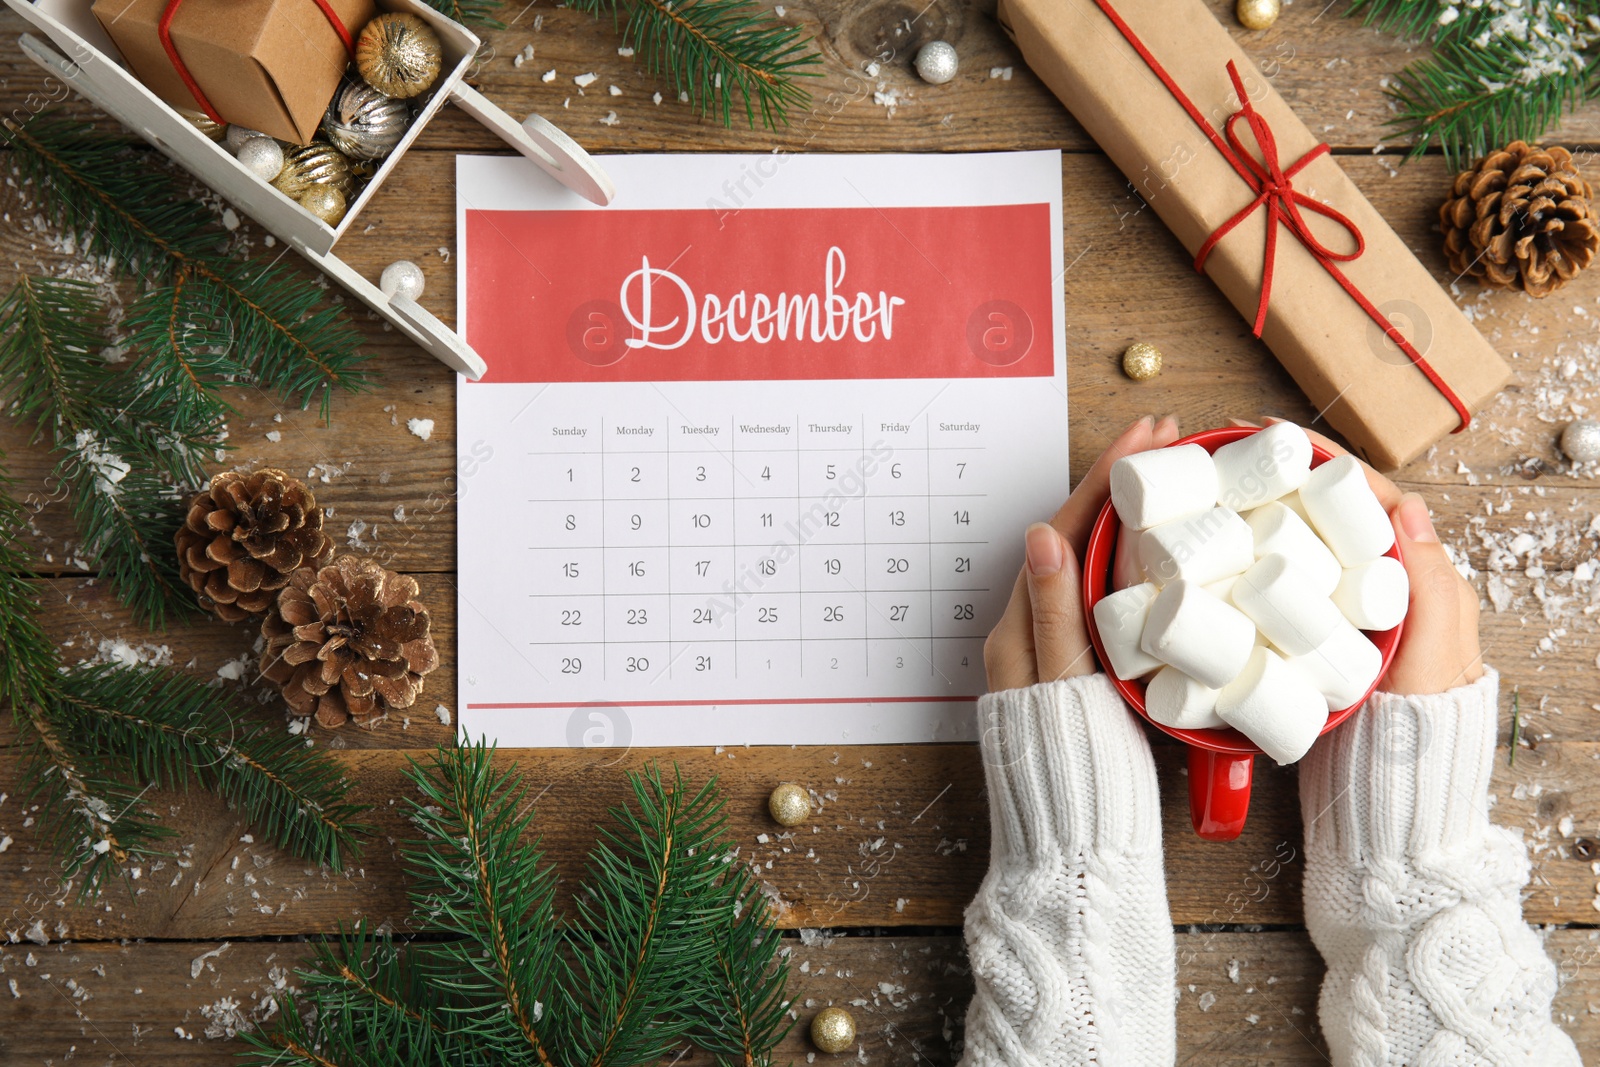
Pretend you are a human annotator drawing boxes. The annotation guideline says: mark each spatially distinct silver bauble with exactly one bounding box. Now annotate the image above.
[323,81,411,161]
[225,124,267,151]
[914,40,959,85]
[1561,418,1600,464]
[379,260,426,302]
[236,136,285,182]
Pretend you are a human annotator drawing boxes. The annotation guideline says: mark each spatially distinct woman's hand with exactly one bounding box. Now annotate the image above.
[983,415,1181,691]
[1239,418,1484,695]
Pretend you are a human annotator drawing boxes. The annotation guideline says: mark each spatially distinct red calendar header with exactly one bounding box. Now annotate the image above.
[463,204,1055,383]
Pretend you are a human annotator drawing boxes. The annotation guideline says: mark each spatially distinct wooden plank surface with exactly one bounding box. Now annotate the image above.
[5,931,1600,1064]
[3,0,1600,1060]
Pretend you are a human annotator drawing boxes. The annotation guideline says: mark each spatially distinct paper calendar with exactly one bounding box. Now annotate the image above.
[456,151,1068,746]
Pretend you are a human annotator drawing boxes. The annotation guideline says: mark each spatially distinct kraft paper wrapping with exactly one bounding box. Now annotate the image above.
[997,0,1510,470]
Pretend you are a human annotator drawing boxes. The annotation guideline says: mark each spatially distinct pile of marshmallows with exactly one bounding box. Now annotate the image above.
[1092,423,1407,765]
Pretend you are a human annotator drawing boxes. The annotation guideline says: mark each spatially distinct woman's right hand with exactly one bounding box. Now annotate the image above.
[1236,418,1484,696]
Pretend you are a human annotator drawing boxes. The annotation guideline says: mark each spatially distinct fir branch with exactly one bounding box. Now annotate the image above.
[0,462,59,710]
[51,663,371,871]
[1344,0,1600,168]
[415,0,505,30]
[572,0,820,129]
[404,743,563,1065]
[1,117,370,416]
[249,745,793,1067]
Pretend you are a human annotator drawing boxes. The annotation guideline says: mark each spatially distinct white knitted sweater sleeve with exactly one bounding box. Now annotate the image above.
[1300,670,1581,1067]
[960,674,1176,1067]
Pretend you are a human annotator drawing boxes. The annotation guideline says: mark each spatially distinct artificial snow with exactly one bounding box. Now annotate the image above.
[407,418,434,441]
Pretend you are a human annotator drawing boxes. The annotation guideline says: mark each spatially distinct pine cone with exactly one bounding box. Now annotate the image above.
[1440,141,1600,297]
[261,556,439,729]
[176,469,334,621]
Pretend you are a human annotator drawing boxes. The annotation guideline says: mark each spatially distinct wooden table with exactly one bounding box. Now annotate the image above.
[4,0,1600,1061]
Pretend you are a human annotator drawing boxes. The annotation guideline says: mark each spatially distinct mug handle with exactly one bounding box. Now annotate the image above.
[1187,748,1253,840]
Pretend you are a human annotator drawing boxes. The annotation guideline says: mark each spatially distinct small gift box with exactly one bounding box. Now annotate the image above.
[91,0,375,143]
[998,0,1511,470]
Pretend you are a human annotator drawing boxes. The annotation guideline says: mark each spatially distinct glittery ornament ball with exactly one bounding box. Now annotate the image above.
[357,13,443,99]
[177,108,226,140]
[236,137,285,182]
[225,124,268,151]
[273,143,356,200]
[1561,418,1600,464]
[1121,342,1163,381]
[324,80,411,160]
[767,782,810,826]
[380,260,426,302]
[1236,0,1280,30]
[810,1008,856,1054]
[299,185,348,226]
[914,40,959,85]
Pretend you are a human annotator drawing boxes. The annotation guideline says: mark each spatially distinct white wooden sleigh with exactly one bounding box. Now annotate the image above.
[2,0,617,379]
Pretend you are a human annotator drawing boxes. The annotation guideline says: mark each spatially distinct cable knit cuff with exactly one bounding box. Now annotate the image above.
[1300,669,1499,865]
[976,674,1161,862]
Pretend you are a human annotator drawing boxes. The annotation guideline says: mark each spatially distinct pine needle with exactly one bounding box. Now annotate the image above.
[572,0,820,129]
[248,744,792,1067]
[415,0,504,30]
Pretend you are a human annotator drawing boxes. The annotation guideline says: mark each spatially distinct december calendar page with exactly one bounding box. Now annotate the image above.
[456,151,1068,747]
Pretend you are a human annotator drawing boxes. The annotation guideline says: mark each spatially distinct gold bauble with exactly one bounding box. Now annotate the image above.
[1121,342,1163,381]
[810,1007,856,1054]
[299,185,348,226]
[1236,0,1280,30]
[176,107,226,140]
[272,143,356,200]
[356,13,443,99]
[767,782,811,826]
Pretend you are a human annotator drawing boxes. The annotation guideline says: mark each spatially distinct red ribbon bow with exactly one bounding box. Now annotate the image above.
[1092,2,1470,432]
[159,0,357,127]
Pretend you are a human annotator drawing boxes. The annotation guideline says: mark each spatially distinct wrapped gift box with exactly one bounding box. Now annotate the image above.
[91,0,374,143]
[998,0,1511,470]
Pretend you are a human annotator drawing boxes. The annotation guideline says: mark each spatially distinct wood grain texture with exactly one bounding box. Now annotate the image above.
[3,737,1597,937]
[4,930,1600,1064]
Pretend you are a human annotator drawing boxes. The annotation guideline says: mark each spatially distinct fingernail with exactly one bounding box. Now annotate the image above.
[1025,523,1064,576]
[1398,493,1437,542]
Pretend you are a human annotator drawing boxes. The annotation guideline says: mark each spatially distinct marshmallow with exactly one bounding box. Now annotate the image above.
[1139,507,1254,587]
[1113,521,1145,590]
[1332,556,1410,631]
[1140,580,1256,689]
[1093,582,1164,680]
[1110,445,1220,530]
[1203,574,1238,603]
[1145,666,1225,730]
[1286,620,1383,711]
[1213,422,1312,511]
[1216,646,1330,764]
[1300,455,1395,566]
[1279,490,1313,525]
[1247,501,1341,597]
[1231,554,1344,656]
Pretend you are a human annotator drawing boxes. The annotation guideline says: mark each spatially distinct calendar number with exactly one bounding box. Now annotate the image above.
[631,514,643,531]
[563,562,581,578]
[825,463,837,480]
[824,512,840,527]
[626,656,649,672]
[759,558,776,576]
[761,465,771,480]
[630,466,642,482]
[954,557,971,573]
[956,462,967,478]
[566,514,577,531]
[628,560,646,577]
[627,608,649,625]
[566,468,573,481]
[758,607,780,623]
[695,465,706,482]
[822,605,845,622]
[692,513,711,528]
[953,510,971,525]
[953,603,975,621]
[889,604,908,622]
[886,557,909,573]
[561,609,582,626]
[761,512,773,527]
[695,655,712,672]
[888,509,905,526]
[824,558,841,575]
[695,559,711,576]
[891,463,902,478]
[560,657,582,674]
[692,608,713,624]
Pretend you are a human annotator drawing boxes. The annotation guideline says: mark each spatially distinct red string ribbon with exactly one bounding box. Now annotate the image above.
[1091,0,1470,432]
[159,0,357,126]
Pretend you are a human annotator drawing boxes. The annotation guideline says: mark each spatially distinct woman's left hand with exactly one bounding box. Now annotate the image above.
[983,415,1181,692]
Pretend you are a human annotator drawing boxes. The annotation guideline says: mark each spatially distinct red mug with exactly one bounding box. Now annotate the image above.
[1080,426,1405,841]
